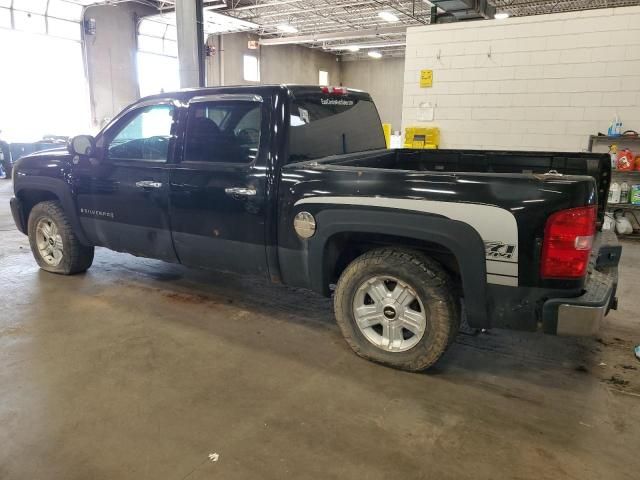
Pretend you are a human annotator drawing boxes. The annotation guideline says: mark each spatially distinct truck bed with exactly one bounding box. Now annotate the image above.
[319,148,611,223]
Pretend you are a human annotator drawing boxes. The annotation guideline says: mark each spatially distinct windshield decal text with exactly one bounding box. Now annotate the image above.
[320,98,354,106]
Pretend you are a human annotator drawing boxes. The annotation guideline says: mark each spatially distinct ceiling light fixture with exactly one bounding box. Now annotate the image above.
[346,45,360,52]
[277,24,298,33]
[494,11,510,20]
[378,11,399,22]
[368,51,383,59]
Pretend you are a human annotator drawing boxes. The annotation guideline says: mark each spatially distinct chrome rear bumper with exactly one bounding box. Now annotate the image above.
[543,268,617,336]
[557,304,606,336]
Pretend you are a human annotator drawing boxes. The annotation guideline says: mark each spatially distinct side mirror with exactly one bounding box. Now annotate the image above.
[68,135,96,157]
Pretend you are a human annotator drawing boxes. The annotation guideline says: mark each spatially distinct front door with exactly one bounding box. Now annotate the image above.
[168,94,269,275]
[74,101,178,262]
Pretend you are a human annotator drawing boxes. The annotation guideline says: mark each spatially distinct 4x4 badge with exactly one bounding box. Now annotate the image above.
[485,241,516,260]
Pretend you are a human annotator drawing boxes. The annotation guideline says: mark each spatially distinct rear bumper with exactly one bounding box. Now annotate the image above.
[541,230,620,336]
[488,231,620,335]
[10,196,27,234]
[542,269,617,336]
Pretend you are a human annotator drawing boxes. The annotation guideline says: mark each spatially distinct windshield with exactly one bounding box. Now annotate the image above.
[288,92,386,163]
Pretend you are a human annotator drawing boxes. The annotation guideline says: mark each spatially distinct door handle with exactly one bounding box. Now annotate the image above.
[225,187,257,197]
[136,180,163,189]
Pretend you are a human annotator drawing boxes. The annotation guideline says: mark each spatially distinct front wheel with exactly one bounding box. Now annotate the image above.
[334,248,458,371]
[28,201,94,275]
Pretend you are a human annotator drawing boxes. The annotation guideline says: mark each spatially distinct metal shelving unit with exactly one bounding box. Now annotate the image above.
[609,203,640,210]
[587,135,640,240]
[587,134,640,152]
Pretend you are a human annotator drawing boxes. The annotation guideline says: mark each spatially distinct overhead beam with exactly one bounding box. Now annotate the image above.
[231,0,305,12]
[258,25,407,45]
[239,1,378,19]
[325,40,406,50]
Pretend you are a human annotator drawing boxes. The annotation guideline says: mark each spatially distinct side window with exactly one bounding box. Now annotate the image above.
[107,104,174,161]
[184,101,261,164]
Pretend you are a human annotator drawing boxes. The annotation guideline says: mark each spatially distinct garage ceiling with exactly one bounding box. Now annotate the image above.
[142,0,640,58]
[490,0,640,17]
[147,0,488,58]
[59,0,640,58]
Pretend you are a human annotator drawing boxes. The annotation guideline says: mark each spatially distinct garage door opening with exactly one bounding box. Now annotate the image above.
[0,1,91,142]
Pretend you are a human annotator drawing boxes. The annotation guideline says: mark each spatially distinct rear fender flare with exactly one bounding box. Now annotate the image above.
[307,209,490,328]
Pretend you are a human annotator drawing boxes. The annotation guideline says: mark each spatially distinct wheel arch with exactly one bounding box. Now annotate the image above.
[307,209,490,328]
[16,188,59,225]
[322,231,462,288]
[15,177,90,245]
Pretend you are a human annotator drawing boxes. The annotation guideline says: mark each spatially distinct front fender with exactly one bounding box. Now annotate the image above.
[14,176,91,246]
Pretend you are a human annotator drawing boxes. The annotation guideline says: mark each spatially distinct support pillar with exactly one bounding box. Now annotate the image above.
[176,0,205,88]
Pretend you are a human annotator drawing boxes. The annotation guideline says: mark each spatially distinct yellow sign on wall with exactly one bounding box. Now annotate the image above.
[420,69,433,88]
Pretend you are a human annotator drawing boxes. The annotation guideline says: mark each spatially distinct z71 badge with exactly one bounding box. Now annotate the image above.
[485,241,517,260]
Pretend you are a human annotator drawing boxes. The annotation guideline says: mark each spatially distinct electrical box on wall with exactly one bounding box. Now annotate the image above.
[417,102,435,121]
[84,18,96,36]
[248,40,259,49]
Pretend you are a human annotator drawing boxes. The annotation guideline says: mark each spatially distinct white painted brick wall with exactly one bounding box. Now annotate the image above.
[402,6,640,151]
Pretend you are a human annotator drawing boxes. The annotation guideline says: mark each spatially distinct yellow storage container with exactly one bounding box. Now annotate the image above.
[403,126,440,149]
[382,123,392,149]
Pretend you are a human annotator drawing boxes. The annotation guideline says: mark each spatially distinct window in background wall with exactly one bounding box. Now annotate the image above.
[137,18,180,96]
[243,55,260,82]
[0,1,90,142]
[137,53,180,97]
[319,70,329,86]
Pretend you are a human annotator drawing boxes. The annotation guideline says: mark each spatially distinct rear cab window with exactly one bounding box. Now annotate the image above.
[288,88,386,163]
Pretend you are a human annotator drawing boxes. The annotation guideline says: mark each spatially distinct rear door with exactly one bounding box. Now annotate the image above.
[168,94,269,275]
[74,100,178,262]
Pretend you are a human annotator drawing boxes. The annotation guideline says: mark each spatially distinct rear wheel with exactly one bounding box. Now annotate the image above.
[334,248,458,371]
[28,201,94,275]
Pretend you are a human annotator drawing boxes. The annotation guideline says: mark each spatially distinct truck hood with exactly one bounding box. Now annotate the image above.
[13,147,73,180]
[20,146,70,159]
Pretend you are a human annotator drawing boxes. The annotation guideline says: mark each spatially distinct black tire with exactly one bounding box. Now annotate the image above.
[28,200,94,275]
[334,248,458,371]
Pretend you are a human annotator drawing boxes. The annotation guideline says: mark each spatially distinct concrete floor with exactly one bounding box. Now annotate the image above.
[1,180,639,480]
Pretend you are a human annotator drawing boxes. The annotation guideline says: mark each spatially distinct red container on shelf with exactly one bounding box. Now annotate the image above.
[617,149,634,171]
[635,154,640,171]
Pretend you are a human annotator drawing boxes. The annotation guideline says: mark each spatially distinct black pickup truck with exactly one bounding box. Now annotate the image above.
[9,85,620,371]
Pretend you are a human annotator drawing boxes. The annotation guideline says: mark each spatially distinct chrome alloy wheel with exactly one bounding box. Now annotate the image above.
[352,276,427,352]
[35,217,64,266]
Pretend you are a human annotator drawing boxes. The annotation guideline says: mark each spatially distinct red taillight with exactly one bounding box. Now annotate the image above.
[321,86,348,95]
[541,205,597,279]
